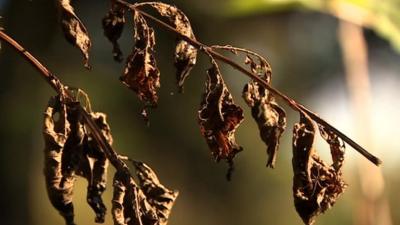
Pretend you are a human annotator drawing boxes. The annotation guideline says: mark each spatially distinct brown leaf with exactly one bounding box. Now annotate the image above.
[244,54,271,81]
[211,45,272,82]
[112,172,155,225]
[142,2,197,92]
[318,125,346,171]
[292,113,346,225]
[80,112,113,223]
[43,96,75,225]
[43,92,113,224]
[198,57,244,180]
[58,0,91,68]
[121,11,160,112]
[102,2,126,62]
[133,161,179,225]
[243,80,286,168]
[112,161,178,225]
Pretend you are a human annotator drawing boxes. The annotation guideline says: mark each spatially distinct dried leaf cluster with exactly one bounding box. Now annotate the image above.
[19,0,380,224]
[43,94,111,225]
[43,89,177,225]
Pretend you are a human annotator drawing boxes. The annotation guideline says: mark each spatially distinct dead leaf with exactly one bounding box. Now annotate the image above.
[292,113,346,225]
[43,92,113,224]
[58,0,91,68]
[318,125,345,171]
[133,161,179,224]
[121,11,160,115]
[211,45,272,82]
[198,56,244,180]
[102,2,126,62]
[80,112,113,223]
[243,80,286,168]
[112,161,178,225]
[43,96,74,225]
[142,2,197,92]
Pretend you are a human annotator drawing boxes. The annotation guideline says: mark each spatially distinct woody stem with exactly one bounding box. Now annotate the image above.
[115,0,382,166]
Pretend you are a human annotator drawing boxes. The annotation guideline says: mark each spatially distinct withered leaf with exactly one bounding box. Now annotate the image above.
[133,161,179,224]
[112,172,155,225]
[102,2,126,62]
[198,57,244,180]
[58,0,91,68]
[43,93,113,224]
[211,45,272,82]
[143,2,197,92]
[292,113,346,225]
[43,96,74,225]
[121,11,160,112]
[80,112,113,223]
[318,125,345,171]
[112,162,178,225]
[244,54,271,81]
[243,80,286,168]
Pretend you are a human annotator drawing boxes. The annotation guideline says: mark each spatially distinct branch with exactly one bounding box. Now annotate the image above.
[115,0,382,166]
[0,29,133,177]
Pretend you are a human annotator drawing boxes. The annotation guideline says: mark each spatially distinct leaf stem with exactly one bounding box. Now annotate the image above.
[116,0,382,166]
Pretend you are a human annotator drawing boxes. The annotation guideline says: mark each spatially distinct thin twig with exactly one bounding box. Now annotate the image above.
[115,0,382,166]
[0,29,133,178]
[0,31,65,95]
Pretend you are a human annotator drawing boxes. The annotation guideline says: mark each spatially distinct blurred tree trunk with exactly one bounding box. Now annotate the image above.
[338,20,392,225]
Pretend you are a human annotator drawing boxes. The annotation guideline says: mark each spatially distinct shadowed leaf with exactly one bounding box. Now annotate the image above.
[58,0,91,68]
[112,161,178,225]
[121,11,160,120]
[198,56,244,180]
[43,96,75,225]
[133,161,179,224]
[243,80,286,168]
[141,2,197,92]
[43,91,113,224]
[102,2,126,62]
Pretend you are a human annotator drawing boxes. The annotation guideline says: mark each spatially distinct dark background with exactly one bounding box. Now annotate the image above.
[1,0,400,225]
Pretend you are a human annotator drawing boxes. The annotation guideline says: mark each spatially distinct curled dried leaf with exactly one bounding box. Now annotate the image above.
[43,96,75,225]
[318,125,345,171]
[102,2,126,62]
[198,57,244,180]
[139,2,197,92]
[211,45,272,81]
[80,112,113,223]
[58,0,91,68]
[112,162,178,225]
[121,11,160,114]
[174,40,197,92]
[112,172,152,225]
[243,80,286,168]
[292,113,346,225]
[133,161,179,224]
[44,92,113,224]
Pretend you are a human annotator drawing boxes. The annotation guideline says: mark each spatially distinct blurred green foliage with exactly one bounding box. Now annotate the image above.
[228,0,400,52]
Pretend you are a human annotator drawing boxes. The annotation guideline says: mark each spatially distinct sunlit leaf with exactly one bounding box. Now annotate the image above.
[292,113,346,225]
